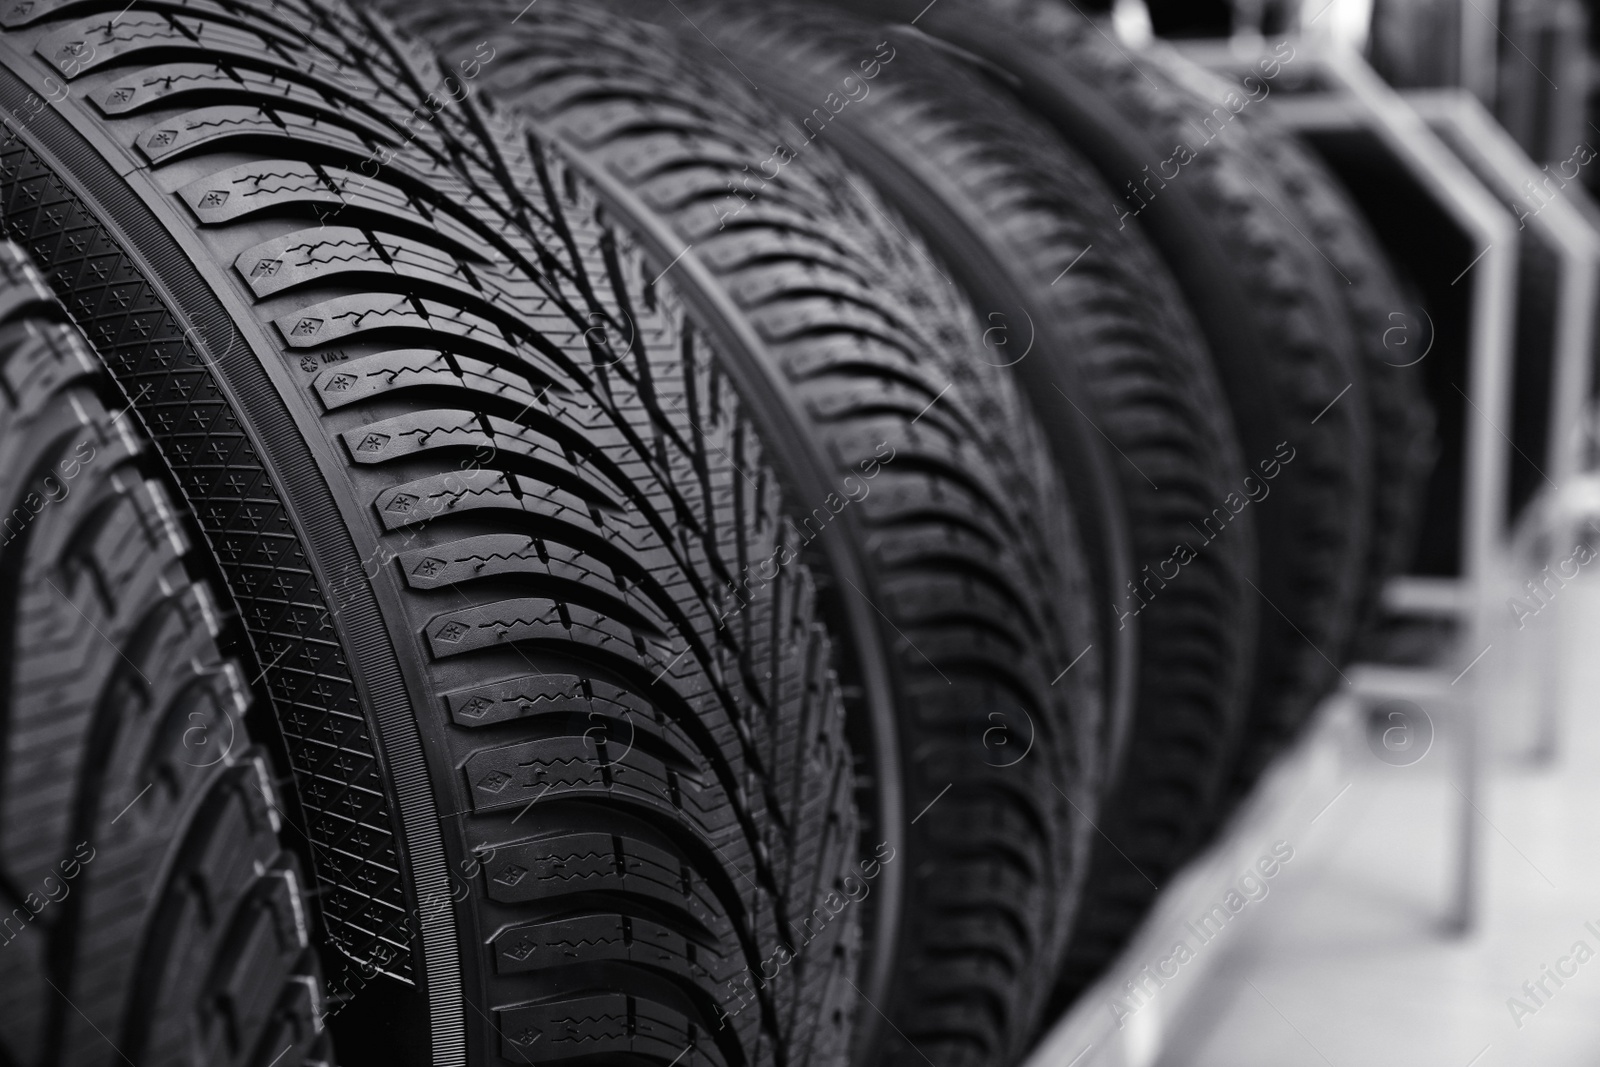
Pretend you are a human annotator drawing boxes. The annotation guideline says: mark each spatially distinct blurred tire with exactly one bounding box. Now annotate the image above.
[0,4,858,1064]
[373,4,1110,1066]
[0,242,332,1067]
[1241,125,1437,651]
[867,0,1376,799]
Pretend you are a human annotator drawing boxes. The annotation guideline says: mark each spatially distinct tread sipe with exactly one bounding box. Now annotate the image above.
[371,3,1108,1066]
[0,2,859,1065]
[0,240,332,1067]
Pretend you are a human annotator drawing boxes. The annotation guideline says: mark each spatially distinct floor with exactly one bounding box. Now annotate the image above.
[1155,577,1600,1067]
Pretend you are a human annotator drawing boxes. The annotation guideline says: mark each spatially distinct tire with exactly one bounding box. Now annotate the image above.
[1241,125,1437,651]
[0,4,859,1065]
[0,241,332,1067]
[856,0,1375,798]
[370,5,1108,1066]
[624,0,1258,1025]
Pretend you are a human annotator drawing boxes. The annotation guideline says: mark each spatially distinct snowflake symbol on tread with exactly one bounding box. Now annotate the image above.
[493,863,528,887]
[458,695,493,718]
[433,621,469,644]
[476,770,512,794]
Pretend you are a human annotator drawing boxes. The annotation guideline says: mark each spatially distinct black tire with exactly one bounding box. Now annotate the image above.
[1242,124,1437,649]
[0,241,332,1067]
[857,0,1375,798]
[0,4,860,1065]
[371,5,1108,1066]
[628,0,1258,1026]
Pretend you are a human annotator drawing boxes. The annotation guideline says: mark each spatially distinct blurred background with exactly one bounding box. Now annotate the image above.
[1026,3,1600,1064]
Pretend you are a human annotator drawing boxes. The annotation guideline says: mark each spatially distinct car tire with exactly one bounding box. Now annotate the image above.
[1243,123,1437,649]
[370,4,1110,1066]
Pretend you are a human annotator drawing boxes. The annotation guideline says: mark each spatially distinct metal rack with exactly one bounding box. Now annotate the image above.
[1263,45,1519,937]
[1401,89,1600,763]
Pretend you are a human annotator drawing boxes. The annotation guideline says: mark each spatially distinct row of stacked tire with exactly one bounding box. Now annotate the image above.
[0,1,1434,1066]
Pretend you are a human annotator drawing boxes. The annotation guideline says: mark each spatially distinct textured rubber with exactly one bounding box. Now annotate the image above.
[0,2,860,1064]
[1243,124,1436,649]
[0,240,332,1067]
[627,0,1259,1033]
[372,4,1108,1066]
[866,0,1374,799]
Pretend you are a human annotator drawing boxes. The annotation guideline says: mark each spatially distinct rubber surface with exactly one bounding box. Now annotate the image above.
[864,0,1375,799]
[373,4,1109,1066]
[0,240,332,1067]
[0,2,860,1063]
